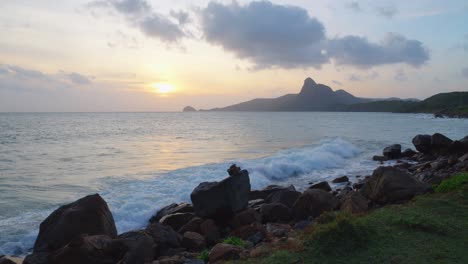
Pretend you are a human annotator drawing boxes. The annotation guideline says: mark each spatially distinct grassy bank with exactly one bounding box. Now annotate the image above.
[238,173,468,264]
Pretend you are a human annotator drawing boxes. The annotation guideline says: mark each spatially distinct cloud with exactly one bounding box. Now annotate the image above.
[462,67,468,78]
[328,33,429,68]
[332,80,343,86]
[65,72,92,85]
[199,1,429,70]
[346,1,362,12]
[199,1,328,69]
[394,69,408,81]
[170,10,191,25]
[348,71,380,81]
[374,4,398,18]
[349,74,361,81]
[87,0,185,43]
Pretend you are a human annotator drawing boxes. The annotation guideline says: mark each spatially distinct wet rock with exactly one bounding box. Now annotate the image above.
[249,185,296,200]
[372,155,387,162]
[308,181,331,192]
[401,148,417,158]
[208,243,242,263]
[331,176,349,183]
[412,134,432,153]
[191,166,250,220]
[340,192,368,214]
[383,144,402,159]
[360,166,431,204]
[265,189,301,208]
[181,232,206,252]
[293,189,337,219]
[259,203,292,223]
[149,203,194,224]
[33,194,117,253]
[160,213,195,232]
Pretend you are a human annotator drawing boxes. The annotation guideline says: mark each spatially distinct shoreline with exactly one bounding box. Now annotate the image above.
[4,132,468,264]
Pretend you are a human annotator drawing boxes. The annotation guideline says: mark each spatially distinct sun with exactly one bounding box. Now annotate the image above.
[152,83,175,94]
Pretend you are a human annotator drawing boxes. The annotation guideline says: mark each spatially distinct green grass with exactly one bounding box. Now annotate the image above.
[434,173,468,193]
[237,182,468,264]
[223,236,246,247]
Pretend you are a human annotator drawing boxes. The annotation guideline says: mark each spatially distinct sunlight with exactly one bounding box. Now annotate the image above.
[152,83,175,94]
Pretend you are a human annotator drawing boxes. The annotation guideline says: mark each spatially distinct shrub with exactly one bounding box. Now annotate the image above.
[223,236,246,247]
[197,249,209,262]
[434,173,468,193]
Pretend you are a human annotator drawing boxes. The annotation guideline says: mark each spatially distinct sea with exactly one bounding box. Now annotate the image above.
[1,112,467,256]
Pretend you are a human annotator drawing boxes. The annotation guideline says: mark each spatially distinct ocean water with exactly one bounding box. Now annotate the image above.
[0,112,467,255]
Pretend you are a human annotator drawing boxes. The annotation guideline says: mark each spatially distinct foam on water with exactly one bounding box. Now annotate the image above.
[0,138,362,256]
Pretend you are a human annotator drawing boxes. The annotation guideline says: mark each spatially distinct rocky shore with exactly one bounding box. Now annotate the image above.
[5,133,467,264]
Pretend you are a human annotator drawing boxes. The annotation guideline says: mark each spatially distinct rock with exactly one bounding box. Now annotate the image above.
[412,134,432,153]
[383,144,402,159]
[431,133,453,152]
[249,185,296,200]
[266,223,292,237]
[401,148,417,158]
[265,189,301,208]
[33,194,117,253]
[293,189,337,219]
[308,181,331,192]
[247,199,265,209]
[459,153,468,163]
[360,166,431,204]
[199,219,221,245]
[182,106,196,112]
[150,203,194,224]
[23,253,49,264]
[117,231,156,264]
[230,223,266,243]
[47,235,124,264]
[372,155,387,162]
[331,176,349,183]
[228,208,261,229]
[259,203,291,223]
[183,260,204,264]
[156,255,185,264]
[430,159,448,170]
[208,243,242,263]
[178,217,203,234]
[145,222,181,255]
[160,213,195,231]
[0,256,16,264]
[340,192,368,214]
[190,166,250,220]
[181,232,206,251]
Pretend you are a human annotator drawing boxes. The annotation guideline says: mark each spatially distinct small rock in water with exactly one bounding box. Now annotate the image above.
[331,175,349,183]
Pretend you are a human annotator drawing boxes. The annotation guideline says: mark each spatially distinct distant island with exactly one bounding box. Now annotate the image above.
[183,106,197,112]
[204,77,468,118]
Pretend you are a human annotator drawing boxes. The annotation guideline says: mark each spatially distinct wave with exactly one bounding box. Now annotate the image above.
[0,138,362,256]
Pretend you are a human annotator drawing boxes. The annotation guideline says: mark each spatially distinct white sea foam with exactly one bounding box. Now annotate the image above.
[0,138,362,256]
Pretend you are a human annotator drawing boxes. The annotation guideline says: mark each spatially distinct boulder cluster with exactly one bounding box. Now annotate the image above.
[21,133,468,264]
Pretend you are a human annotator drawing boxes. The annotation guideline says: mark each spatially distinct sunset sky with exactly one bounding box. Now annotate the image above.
[1,0,467,112]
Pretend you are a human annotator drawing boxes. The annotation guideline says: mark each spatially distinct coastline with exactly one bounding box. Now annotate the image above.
[10,132,467,263]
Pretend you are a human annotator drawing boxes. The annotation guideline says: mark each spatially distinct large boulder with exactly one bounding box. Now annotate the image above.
[33,194,117,253]
[308,181,331,192]
[116,231,156,264]
[159,213,195,231]
[208,243,242,264]
[293,189,337,219]
[265,189,301,208]
[145,222,181,255]
[412,134,432,153]
[182,231,206,251]
[383,144,402,159]
[191,165,250,220]
[259,203,292,223]
[228,208,261,229]
[149,203,194,224]
[360,166,431,204]
[431,133,453,151]
[340,192,368,214]
[249,185,296,200]
[331,176,349,183]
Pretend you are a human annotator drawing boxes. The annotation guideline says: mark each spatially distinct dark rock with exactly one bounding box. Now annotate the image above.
[401,148,417,158]
[308,181,331,192]
[160,213,195,231]
[249,185,296,200]
[266,223,292,237]
[208,243,242,263]
[0,256,16,264]
[182,232,206,251]
[372,155,387,162]
[145,222,181,255]
[383,144,402,159]
[116,231,156,264]
[412,134,432,153]
[352,182,365,190]
[431,133,453,152]
[259,203,291,223]
[331,175,349,183]
[183,106,196,112]
[184,260,205,264]
[33,194,117,253]
[360,166,431,204]
[228,208,261,229]
[265,189,301,208]
[230,223,266,243]
[199,219,221,245]
[430,159,448,170]
[340,192,368,214]
[23,253,49,264]
[247,199,265,209]
[178,217,203,234]
[293,220,312,230]
[190,166,250,220]
[150,203,194,224]
[459,153,468,163]
[293,189,337,219]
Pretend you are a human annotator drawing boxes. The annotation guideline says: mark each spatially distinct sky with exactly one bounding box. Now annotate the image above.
[0,0,467,112]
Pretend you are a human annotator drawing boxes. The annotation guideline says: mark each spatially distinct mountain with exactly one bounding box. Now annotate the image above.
[209,78,371,111]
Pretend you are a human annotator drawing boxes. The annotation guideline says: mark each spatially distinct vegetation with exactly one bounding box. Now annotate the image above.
[238,180,468,264]
[197,249,209,262]
[434,173,468,193]
[223,236,246,247]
